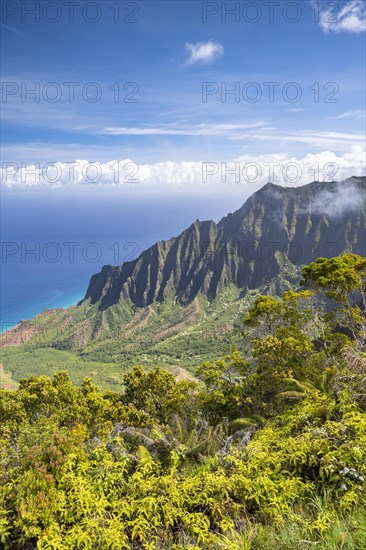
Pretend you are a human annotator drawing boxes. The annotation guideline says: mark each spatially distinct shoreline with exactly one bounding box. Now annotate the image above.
[0,292,84,334]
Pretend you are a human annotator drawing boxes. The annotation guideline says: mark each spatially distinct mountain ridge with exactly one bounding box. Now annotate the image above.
[81,177,366,310]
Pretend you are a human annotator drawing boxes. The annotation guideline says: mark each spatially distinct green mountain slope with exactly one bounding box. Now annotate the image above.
[1,177,365,389]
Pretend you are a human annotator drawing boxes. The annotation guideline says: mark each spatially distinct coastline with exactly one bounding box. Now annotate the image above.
[0,291,84,334]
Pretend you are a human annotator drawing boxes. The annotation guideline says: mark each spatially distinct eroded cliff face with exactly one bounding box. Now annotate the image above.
[81,177,366,310]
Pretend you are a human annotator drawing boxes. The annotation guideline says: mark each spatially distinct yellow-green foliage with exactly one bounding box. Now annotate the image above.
[0,255,365,549]
[1,387,365,549]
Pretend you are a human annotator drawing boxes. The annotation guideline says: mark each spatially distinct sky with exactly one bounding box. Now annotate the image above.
[1,0,365,190]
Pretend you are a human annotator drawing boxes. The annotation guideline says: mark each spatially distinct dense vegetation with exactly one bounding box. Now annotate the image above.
[1,254,365,549]
[0,284,263,390]
[0,285,252,391]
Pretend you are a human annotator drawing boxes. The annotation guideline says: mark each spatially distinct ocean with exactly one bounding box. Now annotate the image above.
[1,186,247,331]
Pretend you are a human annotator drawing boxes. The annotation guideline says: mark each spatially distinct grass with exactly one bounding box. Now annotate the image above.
[216,500,366,549]
[0,362,18,390]
[0,281,295,390]
[0,348,123,390]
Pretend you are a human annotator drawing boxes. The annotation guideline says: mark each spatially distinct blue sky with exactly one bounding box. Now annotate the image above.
[1,0,365,186]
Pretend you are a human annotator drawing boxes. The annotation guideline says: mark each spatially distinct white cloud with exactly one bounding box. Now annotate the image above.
[185,40,223,65]
[331,110,366,119]
[0,23,25,36]
[310,180,365,217]
[101,121,266,136]
[315,0,366,33]
[1,149,364,190]
[239,128,365,150]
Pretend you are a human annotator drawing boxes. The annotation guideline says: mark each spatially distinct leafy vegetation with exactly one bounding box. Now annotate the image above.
[0,284,286,390]
[0,254,365,549]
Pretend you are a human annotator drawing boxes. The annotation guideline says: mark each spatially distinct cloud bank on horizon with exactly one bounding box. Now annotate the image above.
[2,149,364,191]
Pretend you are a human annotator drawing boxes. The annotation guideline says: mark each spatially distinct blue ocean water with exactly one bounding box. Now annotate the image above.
[1,187,246,331]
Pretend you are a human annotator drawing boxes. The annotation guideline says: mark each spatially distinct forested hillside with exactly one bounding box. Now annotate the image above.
[1,254,365,549]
